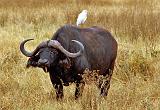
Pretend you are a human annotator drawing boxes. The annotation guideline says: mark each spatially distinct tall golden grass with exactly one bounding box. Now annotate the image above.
[0,0,160,109]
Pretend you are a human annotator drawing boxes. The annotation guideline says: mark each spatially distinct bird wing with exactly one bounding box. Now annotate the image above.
[76,12,87,26]
[76,13,83,26]
[81,16,87,24]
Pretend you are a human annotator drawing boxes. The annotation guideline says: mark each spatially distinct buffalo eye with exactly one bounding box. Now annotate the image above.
[50,51,57,59]
[50,49,58,55]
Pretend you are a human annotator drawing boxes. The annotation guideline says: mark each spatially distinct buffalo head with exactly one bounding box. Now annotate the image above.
[20,39,84,72]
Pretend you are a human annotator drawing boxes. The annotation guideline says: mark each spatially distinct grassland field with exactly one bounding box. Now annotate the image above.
[0,0,160,110]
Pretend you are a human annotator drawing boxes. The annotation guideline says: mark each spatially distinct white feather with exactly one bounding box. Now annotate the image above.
[76,10,88,26]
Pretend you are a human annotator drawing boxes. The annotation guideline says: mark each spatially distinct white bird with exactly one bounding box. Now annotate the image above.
[76,10,88,26]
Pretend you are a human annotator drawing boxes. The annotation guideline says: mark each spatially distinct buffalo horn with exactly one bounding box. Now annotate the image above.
[48,40,84,58]
[20,39,47,57]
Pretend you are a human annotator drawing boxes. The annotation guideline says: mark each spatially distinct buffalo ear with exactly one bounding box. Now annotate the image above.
[26,58,32,68]
[26,57,38,68]
[26,63,31,68]
[59,58,71,69]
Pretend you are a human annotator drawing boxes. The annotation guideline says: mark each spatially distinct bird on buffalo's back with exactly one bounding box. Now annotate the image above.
[76,10,88,26]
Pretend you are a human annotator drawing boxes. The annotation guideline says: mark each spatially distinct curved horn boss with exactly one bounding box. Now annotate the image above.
[48,40,84,58]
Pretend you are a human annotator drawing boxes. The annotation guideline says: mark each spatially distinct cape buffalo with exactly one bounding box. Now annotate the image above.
[20,24,118,100]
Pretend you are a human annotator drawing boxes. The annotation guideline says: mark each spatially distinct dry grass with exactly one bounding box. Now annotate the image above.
[0,0,160,110]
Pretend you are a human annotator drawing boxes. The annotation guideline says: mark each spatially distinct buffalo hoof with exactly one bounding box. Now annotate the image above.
[63,82,69,86]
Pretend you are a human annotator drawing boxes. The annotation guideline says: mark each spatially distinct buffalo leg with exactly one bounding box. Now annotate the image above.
[98,69,113,96]
[49,73,64,100]
[75,75,85,99]
[54,83,64,100]
[99,59,115,97]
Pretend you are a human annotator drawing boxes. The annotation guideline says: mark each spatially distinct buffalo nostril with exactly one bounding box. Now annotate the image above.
[38,59,48,65]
